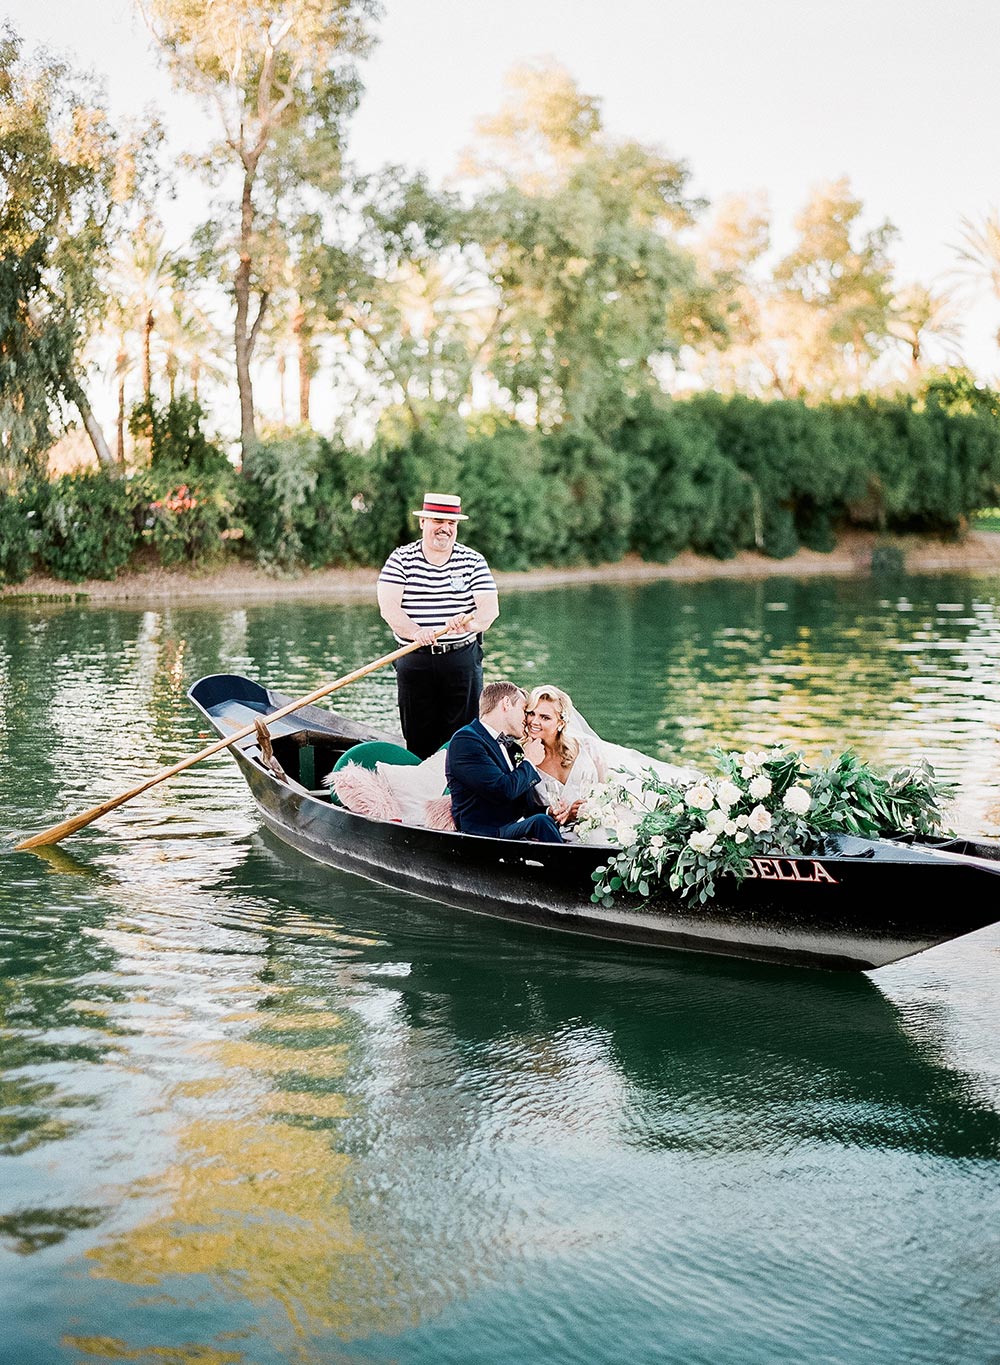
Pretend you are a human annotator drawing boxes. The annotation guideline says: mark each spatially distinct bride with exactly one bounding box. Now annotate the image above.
[524,684,698,834]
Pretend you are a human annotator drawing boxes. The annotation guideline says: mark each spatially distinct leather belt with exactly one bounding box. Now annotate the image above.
[426,636,476,655]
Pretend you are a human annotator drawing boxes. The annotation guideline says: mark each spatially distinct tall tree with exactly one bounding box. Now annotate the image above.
[139,0,378,458]
[109,218,179,402]
[0,26,154,474]
[772,178,897,396]
[682,191,772,394]
[461,62,706,428]
[317,170,485,429]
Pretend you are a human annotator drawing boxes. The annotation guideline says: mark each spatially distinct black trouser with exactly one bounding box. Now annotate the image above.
[393,638,484,758]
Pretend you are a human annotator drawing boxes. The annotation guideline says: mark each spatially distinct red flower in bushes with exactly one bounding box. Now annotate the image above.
[150,484,199,515]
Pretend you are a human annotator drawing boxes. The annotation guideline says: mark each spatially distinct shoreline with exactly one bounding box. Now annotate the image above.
[3,529,1000,605]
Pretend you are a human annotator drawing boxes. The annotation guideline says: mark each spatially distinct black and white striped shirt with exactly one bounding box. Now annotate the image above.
[378,541,497,645]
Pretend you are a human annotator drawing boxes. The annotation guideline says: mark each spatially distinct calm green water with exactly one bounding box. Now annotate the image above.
[2,573,1000,1365]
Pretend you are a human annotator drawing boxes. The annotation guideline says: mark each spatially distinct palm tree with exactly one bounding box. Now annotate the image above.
[888,283,964,369]
[109,220,179,401]
[953,210,1000,344]
[159,289,229,406]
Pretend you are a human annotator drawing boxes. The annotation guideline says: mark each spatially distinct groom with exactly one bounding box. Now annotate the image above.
[446,680,564,842]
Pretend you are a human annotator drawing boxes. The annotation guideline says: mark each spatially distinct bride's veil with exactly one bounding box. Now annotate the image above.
[531,685,697,787]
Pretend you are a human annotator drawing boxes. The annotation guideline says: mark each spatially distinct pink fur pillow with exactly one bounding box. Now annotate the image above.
[423,794,457,831]
[331,763,402,821]
[377,749,448,824]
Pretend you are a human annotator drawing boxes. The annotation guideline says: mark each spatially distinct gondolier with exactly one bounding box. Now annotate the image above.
[377,492,499,758]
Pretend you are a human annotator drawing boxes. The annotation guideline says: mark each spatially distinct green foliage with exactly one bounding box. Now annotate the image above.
[129,396,231,478]
[0,26,156,473]
[127,397,241,568]
[542,428,633,564]
[141,477,238,568]
[240,429,379,571]
[835,395,1000,535]
[806,751,950,839]
[34,471,140,582]
[453,420,555,571]
[920,369,1000,419]
[0,482,38,583]
[461,62,704,429]
[586,745,952,907]
[619,399,752,561]
[12,387,1000,579]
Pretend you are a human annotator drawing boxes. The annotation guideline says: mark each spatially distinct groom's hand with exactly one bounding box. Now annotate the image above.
[522,736,544,766]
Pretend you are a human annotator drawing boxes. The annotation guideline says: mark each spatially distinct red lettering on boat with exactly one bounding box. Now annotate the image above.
[773,859,800,881]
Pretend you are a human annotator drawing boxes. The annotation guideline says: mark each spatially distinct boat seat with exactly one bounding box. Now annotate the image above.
[326,740,421,807]
[331,741,421,773]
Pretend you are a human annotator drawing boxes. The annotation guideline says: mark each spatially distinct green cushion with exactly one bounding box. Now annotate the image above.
[332,741,421,773]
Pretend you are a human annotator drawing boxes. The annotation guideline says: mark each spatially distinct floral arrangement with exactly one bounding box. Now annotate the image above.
[582,746,953,907]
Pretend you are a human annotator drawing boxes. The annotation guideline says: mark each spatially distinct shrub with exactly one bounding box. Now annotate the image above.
[129,396,232,479]
[0,483,38,584]
[35,471,140,582]
[457,421,559,570]
[141,474,240,568]
[127,396,243,569]
[617,401,753,561]
[240,429,377,570]
[542,427,633,564]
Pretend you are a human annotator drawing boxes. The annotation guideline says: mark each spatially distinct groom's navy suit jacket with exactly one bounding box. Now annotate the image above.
[446,718,545,836]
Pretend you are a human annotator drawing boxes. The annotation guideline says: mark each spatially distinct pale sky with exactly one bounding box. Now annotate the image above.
[6,0,1000,387]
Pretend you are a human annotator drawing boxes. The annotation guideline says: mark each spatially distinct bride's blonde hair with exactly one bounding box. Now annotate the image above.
[527,684,580,770]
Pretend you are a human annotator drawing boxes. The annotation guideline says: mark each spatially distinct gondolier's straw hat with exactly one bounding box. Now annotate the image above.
[412,492,468,520]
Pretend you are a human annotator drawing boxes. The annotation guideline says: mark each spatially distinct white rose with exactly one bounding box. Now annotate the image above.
[724,820,738,836]
[684,784,715,811]
[742,749,768,771]
[735,814,749,828]
[671,803,685,816]
[748,775,772,799]
[716,781,742,809]
[747,804,772,834]
[705,809,728,834]
[649,835,665,851]
[688,830,717,854]
[783,785,811,815]
[735,831,748,844]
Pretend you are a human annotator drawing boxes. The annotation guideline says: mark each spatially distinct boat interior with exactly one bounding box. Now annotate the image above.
[262,728,348,796]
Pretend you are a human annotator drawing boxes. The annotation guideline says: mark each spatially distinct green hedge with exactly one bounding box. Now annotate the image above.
[5,381,1000,584]
[34,471,141,582]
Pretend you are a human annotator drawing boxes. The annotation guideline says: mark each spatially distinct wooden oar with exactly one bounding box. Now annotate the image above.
[15,629,450,851]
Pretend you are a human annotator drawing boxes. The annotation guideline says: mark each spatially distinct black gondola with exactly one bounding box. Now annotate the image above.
[188,672,1000,973]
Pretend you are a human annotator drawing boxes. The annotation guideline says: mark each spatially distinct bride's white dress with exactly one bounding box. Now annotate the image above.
[533,721,698,843]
